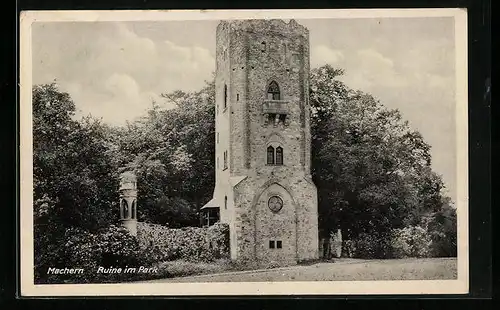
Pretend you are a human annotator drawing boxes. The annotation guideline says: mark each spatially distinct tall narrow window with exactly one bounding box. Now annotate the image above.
[276,146,283,165]
[267,146,275,165]
[217,132,219,144]
[131,200,136,219]
[224,84,228,109]
[120,199,124,218]
[261,42,266,52]
[269,240,275,249]
[267,81,280,100]
[223,151,228,170]
[277,241,282,249]
[122,200,129,219]
[224,196,227,209]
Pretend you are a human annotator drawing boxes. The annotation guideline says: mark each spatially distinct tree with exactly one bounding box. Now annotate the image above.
[108,80,216,226]
[33,83,118,232]
[33,83,124,282]
[309,65,453,253]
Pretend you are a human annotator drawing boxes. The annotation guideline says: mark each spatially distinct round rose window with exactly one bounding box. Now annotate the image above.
[268,196,283,213]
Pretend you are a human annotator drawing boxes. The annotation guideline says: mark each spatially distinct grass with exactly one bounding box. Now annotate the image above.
[135,258,295,281]
[136,257,457,283]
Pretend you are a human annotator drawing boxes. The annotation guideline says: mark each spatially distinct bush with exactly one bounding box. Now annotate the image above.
[426,208,457,257]
[350,232,394,259]
[136,222,230,263]
[96,225,148,267]
[206,222,230,260]
[391,226,432,258]
[34,224,151,284]
[35,225,99,284]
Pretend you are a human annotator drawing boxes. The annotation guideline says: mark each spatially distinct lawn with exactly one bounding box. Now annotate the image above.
[137,257,457,283]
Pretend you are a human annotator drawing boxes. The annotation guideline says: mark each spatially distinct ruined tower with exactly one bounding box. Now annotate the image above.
[203,19,319,265]
[119,171,138,236]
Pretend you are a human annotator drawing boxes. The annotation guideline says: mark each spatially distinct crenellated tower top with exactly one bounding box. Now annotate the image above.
[217,19,309,38]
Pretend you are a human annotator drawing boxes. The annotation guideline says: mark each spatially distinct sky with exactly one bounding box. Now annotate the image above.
[32,17,457,200]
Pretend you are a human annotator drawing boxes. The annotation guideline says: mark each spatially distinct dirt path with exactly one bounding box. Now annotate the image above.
[139,258,457,283]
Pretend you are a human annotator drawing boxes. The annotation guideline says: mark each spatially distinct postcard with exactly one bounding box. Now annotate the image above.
[19,8,468,296]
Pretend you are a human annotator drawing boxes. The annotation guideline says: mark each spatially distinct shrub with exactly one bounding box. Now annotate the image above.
[426,208,457,257]
[136,222,230,263]
[95,225,147,267]
[353,233,392,259]
[346,232,393,259]
[34,224,151,284]
[34,225,100,284]
[391,226,432,258]
[206,222,230,260]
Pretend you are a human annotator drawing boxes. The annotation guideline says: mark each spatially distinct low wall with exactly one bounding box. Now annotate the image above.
[136,222,230,262]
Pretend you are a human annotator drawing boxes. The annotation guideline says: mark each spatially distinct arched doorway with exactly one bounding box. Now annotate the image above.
[254,183,297,264]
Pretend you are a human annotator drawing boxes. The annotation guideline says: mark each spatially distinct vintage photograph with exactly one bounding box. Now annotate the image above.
[20,9,468,296]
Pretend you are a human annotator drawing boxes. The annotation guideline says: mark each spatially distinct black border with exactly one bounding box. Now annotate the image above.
[6,0,491,305]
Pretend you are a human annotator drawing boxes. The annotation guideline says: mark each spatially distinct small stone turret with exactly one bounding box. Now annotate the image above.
[119,171,138,236]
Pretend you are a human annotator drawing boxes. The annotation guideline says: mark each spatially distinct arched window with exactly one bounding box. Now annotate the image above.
[224,84,228,109]
[119,199,124,218]
[131,200,136,219]
[121,199,129,219]
[267,146,275,165]
[267,81,280,100]
[276,146,283,165]
[224,196,228,209]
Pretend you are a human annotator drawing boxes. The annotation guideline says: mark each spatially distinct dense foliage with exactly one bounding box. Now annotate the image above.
[138,222,230,262]
[33,64,457,283]
[309,65,456,257]
[107,81,216,227]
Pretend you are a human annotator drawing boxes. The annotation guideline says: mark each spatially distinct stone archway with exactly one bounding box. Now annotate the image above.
[253,182,298,264]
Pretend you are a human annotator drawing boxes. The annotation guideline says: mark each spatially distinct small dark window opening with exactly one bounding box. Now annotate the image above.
[224,84,228,109]
[277,241,282,249]
[269,240,275,249]
[217,132,219,143]
[279,114,287,123]
[149,240,153,247]
[261,42,266,52]
[276,147,283,165]
[237,94,239,101]
[267,81,280,100]
[268,113,277,123]
[122,200,129,219]
[223,151,228,170]
[224,196,227,209]
[267,146,275,165]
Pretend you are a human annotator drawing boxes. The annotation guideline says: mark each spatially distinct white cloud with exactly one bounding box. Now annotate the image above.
[357,49,394,69]
[341,48,408,90]
[311,45,344,68]
[104,73,141,99]
[34,22,215,126]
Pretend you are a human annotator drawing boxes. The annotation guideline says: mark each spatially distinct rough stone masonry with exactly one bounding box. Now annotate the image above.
[204,19,319,266]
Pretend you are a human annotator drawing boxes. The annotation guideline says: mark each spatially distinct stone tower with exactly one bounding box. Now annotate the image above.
[119,171,138,236]
[204,19,319,265]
